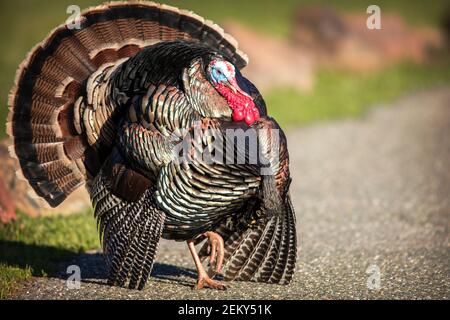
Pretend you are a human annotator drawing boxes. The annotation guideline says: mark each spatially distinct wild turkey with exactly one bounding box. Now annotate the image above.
[7,1,296,290]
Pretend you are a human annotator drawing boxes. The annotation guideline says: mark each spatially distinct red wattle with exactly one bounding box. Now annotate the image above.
[215,82,260,125]
[233,109,245,121]
[244,110,255,125]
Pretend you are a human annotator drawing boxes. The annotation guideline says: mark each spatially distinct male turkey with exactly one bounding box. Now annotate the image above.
[7,1,296,290]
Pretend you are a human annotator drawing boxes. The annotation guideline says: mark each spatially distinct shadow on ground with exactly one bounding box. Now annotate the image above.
[0,240,197,289]
[1,240,197,289]
[58,252,199,288]
[0,240,76,276]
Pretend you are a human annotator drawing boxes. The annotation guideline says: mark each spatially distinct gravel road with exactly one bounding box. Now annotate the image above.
[13,87,450,300]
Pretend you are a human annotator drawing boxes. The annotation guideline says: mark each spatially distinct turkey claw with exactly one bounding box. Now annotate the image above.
[202,231,225,273]
[194,274,227,290]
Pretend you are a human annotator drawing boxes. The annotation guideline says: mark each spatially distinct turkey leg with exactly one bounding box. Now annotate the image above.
[187,231,226,290]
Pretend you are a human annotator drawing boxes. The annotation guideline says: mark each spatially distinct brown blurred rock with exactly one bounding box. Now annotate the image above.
[0,139,90,221]
[293,5,444,72]
[223,21,315,92]
[0,178,15,223]
[292,6,349,54]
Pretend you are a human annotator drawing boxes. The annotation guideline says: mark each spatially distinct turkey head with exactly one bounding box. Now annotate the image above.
[208,58,260,125]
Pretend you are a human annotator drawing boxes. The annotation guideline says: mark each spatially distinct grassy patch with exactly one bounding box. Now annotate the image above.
[267,59,450,128]
[0,211,99,299]
[0,264,32,299]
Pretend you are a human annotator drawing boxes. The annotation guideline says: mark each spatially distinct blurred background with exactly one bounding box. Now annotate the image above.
[0,0,449,299]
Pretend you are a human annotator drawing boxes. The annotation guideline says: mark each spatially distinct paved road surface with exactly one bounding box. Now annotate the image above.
[14,88,450,299]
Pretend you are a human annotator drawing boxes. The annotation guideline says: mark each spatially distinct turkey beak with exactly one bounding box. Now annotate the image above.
[225,77,252,99]
[224,79,237,94]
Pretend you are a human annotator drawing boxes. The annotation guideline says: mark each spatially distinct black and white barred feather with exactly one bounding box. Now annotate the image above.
[90,149,166,290]
[200,194,296,284]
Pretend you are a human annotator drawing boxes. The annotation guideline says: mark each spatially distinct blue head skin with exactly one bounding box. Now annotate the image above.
[208,59,251,96]
[209,59,234,87]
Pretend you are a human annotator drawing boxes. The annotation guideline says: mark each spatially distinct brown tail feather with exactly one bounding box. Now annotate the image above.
[7,1,248,207]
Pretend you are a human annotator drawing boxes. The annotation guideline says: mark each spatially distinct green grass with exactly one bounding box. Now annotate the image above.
[267,59,450,128]
[0,264,32,300]
[0,210,99,299]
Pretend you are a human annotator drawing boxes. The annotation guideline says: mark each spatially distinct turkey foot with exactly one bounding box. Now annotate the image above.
[187,234,226,290]
[195,270,226,290]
